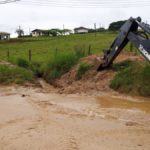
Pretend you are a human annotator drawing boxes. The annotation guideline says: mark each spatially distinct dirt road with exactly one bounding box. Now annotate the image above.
[0,85,150,150]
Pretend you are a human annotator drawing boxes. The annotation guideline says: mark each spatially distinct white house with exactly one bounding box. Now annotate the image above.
[31,29,50,37]
[74,27,89,34]
[0,32,10,40]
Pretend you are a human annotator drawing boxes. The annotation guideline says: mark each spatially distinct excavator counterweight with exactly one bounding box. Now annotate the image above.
[98,17,150,71]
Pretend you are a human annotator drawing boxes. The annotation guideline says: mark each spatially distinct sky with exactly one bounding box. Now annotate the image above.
[0,0,150,37]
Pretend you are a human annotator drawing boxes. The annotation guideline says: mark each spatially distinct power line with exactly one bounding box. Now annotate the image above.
[18,2,150,8]
[1,0,150,8]
[17,0,150,5]
[0,0,20,4]
[18,0,150,8]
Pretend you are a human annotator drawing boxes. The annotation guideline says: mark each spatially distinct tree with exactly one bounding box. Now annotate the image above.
[108,20,126,31]
[61,29,71,35]
[48,28,72,36]
[48,29,60,37]
[16,26,24,38]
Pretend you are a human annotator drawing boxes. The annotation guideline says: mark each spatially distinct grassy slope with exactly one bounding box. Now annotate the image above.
[0,33,117,63]
[1,32,147,97]
[0,64,34,84]
[110,60,150,97]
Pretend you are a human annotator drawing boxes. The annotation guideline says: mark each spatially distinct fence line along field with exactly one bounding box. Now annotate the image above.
[0,33,117,63]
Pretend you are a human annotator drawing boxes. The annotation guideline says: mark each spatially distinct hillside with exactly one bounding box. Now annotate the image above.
[0,32,119,63]
[0,33,149,97]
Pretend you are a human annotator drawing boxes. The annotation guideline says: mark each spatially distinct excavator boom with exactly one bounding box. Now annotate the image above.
[98,17,150,71]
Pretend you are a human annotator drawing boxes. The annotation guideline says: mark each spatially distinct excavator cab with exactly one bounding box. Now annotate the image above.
[98,17,150,71]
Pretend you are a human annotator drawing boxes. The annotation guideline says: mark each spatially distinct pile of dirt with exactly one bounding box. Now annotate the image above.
[53,52,144,94]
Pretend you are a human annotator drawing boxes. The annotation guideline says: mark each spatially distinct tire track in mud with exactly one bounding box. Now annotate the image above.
[25,94,145,129]
[21,96,81,150]
[0,85,150,150]
[26,96,85,119]
[67,136,79,150]
[25,97,51,127]
[25,96,88,150]
[0,118,25,129]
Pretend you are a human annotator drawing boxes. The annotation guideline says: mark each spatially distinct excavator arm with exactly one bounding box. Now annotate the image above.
[98,17,150,71]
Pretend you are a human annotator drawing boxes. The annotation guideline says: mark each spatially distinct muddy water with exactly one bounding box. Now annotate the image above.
[0,85,150,150]
[97,95,150,113]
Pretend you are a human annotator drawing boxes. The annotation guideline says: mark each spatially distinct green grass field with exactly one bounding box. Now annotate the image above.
[0,32,119,84]
[0,32,117,63]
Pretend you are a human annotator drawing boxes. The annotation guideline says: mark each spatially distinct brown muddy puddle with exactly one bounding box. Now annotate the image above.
[97,96,150,113]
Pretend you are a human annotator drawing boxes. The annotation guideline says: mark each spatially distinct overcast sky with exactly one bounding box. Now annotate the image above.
[0,0,150,37]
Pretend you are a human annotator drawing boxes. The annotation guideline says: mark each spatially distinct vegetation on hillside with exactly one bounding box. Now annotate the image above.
[0,33,148,97]
[0,64,34,84]
[76,63,92,80]
[43,48,89,82]
[110,60,150,97]
[0,33,117,63]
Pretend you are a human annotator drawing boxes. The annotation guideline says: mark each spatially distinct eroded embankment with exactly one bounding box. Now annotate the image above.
[52,52,148,96]
[0,52,148,97]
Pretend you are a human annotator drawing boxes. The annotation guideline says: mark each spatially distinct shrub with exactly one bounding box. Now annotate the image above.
[76,63,92,80]
[44,52,78,82]
[29,61,44,77]
[0,65,34,84]
[74,44,86,58]
[112,59,134,71]
[110,61,150,97]
[17,58,29,68]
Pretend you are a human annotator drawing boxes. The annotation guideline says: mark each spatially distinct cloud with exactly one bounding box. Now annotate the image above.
[0,2,150,37]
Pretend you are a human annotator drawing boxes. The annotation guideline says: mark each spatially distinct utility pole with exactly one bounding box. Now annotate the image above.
[29,28,31,35]
[63,24,65,35]
[94,23,96,37]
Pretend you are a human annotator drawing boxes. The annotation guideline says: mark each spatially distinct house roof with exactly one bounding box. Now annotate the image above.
[0,32,10,35]
[74,27,89,31]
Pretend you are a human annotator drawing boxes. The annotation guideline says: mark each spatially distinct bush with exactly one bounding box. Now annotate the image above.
[44,52,78,82]
[17,58,29,68]
[74,44,86,58]
[110,61,150,97]
[0,65,34,84]
[113,59,134,71]
[76,63,92,80]
[29,61,44,77]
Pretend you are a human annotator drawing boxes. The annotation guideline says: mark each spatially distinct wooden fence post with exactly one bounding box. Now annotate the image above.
[55,48,58,57]
[29,49,32,61]
[7,49,10,60]
[88,45,91,55]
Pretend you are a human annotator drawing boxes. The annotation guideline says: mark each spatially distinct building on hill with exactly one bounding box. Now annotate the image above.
[32,28,73,37]
[31,29,50,37]
[74,27,89,34]
[0,32,10,40]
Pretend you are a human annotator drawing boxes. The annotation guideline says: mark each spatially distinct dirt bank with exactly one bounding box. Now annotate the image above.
[0,85,150,150]
[54,52,144,94]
